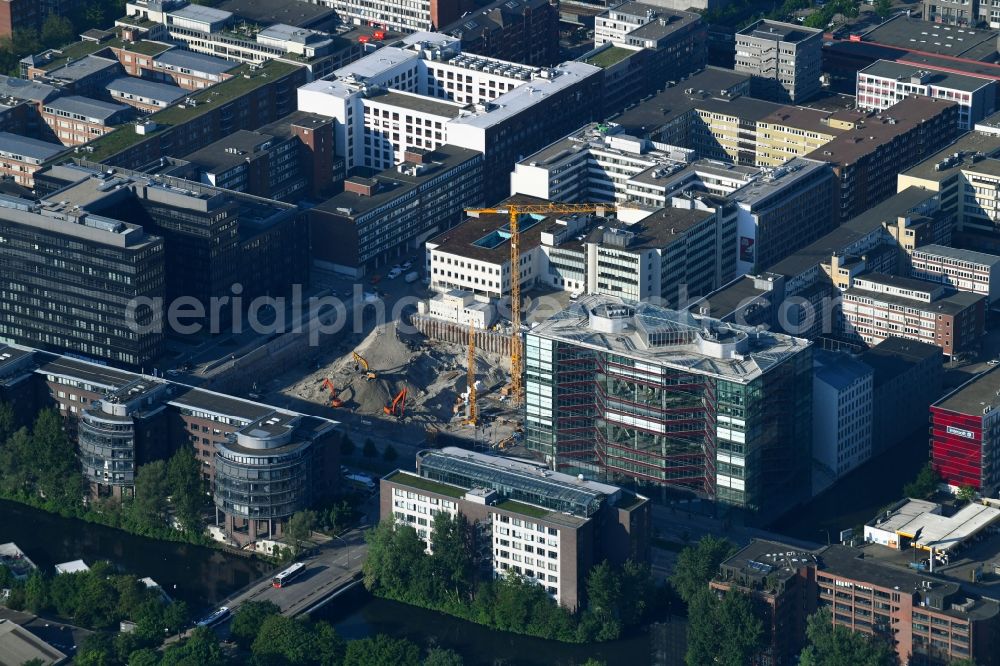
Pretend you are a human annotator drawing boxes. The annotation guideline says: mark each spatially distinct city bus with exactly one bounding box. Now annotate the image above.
[272,562,307,588]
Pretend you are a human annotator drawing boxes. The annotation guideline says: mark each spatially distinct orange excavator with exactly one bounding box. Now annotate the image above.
[321,378,344,408]
[383,387,407,418]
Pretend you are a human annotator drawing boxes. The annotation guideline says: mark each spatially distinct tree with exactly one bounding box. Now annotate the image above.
[128,648,161,666]
[340,435,355,456]
[161,626,224,666]
[903,463,941,500]
[424,647,464,666]
[874,0,893,18]
[167,448,205,533]
[344,634,421,666]
[585,561,622,641]
[685,589,763,666]
[0,401,15,442]
[21,660,45,666]
[957,484,978,503]
[428,513,473,599]
[131,460,170,530]
[671,536,736,604]
[383,444,398,462]
[231,600,281,648]
[24,570,48,613]
[251,615,324,666]
[40,14,75,49]
[799,607,897,666]
[363,439,378,458]
[287,510,317,553]
[75,632,116,666]
[31,408,83,508]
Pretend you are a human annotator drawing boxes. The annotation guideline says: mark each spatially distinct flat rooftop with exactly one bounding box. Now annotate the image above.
[0,619,67,666]
[44,95,131,122]
[859,337,942,387]
[900,131,1000,182]
[313,145,481,218]
[84,59,301,162]
[912,243,1000,267]
[107,76,186,103]
[861,16,1000,61]
[610,68,753,135]
[739,19,821,43]
[935,365,1000,415]
[427,194,566,263]
[530,294,811,383]
[768,186,939,278]
[216,0,336,28]
[154,48,237,75]
[805,97,957,167]
[871,500,1000,552]
[0,74,57,103]
[728,158,831,208]
[861,59,991,93]
[366,89,463,118]
[0,132,65,160]
[847,279,983,315]
[181,129,275,172]
[45,54,119,81]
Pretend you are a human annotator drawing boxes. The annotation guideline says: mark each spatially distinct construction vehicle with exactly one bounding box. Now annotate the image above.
[464,203,621,406]
[352,351,377,380]
[464,320,477,427]
[384,387,408,418]
[321,378,344,408]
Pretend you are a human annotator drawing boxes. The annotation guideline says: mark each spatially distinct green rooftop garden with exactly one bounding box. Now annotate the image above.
[83,59,301,162]
[40,39,113,71]
[584,46,634,69]
[496,499,550,519]
[124,40,172,57]
[387,471,467,498]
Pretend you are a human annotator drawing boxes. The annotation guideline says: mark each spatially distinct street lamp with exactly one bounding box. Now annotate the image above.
[334,534,352,565]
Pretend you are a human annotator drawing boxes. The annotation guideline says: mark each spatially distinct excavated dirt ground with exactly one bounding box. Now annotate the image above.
[279,319,514,430]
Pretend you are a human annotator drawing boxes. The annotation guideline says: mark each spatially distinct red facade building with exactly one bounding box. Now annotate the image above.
[930,367,1000,496]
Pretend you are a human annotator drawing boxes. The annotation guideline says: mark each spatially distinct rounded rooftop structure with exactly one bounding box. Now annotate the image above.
[589,303,635,334]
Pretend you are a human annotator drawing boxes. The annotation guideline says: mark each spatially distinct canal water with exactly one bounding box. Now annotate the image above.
[0,499,270,607]
[313,584,665,666]
[1,499,673,664]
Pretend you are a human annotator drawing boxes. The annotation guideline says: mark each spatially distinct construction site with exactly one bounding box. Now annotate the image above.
[271,314,525,450]
[266,203,613,452]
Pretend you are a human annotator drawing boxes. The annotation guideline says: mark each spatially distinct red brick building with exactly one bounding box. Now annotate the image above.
[714,540,1000,666]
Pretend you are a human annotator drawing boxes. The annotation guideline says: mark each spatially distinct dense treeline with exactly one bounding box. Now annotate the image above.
[363,514,656,642]
[0,404,210,544]
[73,599,468,666]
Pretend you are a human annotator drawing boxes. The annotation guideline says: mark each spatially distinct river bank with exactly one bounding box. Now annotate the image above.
[0,498,270,608]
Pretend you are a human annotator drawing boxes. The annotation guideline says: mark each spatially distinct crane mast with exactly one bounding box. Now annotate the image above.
[464,203,618,407]
[465,319,477,427]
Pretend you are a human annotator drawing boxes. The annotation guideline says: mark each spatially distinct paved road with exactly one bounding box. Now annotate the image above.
[219,529,368,618]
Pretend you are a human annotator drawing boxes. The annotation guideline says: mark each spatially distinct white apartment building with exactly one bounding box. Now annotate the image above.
[388,482,459,548]
[812,350,873,494]
[857,60,996,130]
[297,32,601,190]
[426,201,734,306]
[381,448,649,611]
[910,244,1000,304]
[510,122,755,205]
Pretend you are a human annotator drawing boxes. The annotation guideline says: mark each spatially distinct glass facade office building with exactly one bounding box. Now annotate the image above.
[526,296,813,517]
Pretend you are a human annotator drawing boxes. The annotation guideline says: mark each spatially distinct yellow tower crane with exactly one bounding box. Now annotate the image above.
[465,319,477,427]
[464,203,619,405]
